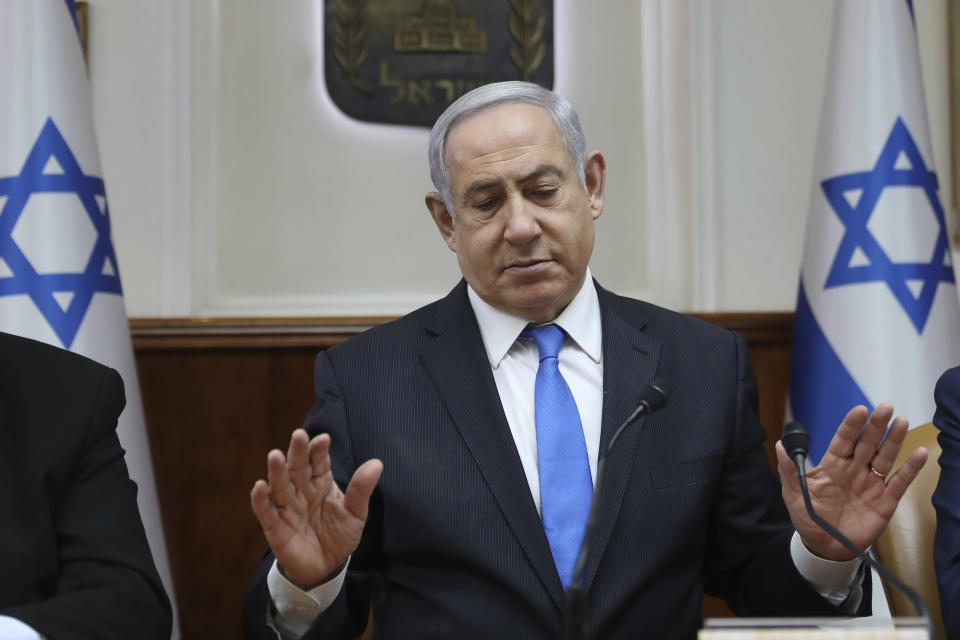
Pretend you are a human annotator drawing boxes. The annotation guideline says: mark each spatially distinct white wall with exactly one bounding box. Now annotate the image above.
[713,1,835,310]
[86,0,956,317]
[711,0,953,310]
[87,0,192,315]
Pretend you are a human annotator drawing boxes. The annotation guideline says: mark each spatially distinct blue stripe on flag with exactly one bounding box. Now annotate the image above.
[788,282,873,462]
[62,0,80,37]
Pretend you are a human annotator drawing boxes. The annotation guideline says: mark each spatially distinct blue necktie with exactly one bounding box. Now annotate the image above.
[522,324,593,589]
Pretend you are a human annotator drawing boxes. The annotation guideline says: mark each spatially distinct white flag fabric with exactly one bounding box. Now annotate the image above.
[0,1,179,635]
[788,0,960,464]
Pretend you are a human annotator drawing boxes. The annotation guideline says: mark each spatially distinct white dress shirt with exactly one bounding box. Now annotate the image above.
[0,616,42,640]
[268,270,861,636]
[468,268,604,509]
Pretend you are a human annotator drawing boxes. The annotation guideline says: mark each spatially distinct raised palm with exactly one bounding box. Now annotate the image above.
[777,403,927,561]
[251,430,383,587]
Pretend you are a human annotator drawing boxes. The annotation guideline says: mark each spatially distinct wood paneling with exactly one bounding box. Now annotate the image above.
[131,313,793,638]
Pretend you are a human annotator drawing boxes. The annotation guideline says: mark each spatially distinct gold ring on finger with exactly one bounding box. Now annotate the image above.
[869,463,887,479]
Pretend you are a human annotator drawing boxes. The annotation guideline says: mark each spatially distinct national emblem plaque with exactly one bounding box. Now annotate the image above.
[324,0,554,127]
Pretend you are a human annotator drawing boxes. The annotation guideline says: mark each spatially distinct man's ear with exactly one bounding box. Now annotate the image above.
[584,151,606,220]
[426,192,457,252]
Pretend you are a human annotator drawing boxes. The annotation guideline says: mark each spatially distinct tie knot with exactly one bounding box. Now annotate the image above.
[521,323,565,360]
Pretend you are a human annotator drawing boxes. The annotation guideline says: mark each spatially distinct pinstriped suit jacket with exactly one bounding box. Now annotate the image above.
[243,281,862,639]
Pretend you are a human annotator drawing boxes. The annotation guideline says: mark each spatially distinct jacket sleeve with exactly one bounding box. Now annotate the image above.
[704,331,871,617]
[243,351,380,640]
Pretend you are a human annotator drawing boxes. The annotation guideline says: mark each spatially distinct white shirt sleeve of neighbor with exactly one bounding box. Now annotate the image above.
[267,559,349,639]
[790,532,864,611]
[0,615,43,640]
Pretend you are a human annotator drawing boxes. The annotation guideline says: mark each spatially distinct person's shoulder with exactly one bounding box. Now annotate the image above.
[327,286,464,356]
[935,365,960,410]
[0,332,116,388]
[0,333,124,450]
[597,286,732,342]
[937,365,960,388]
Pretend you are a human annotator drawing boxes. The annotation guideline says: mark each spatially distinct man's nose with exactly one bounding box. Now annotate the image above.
[503,197,541,244]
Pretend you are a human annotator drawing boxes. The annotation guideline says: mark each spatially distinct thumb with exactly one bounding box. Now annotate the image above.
[343,459,383,521]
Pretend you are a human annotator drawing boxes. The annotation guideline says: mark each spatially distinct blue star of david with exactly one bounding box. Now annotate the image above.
[0,118,122,348]
[820,116,955,333]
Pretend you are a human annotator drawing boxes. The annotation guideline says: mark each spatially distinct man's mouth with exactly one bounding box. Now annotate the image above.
[505,259,551,273]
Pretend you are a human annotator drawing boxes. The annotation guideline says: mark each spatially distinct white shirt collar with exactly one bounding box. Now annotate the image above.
[467,268,603,369]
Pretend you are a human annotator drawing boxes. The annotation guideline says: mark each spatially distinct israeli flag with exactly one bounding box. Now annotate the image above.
[0,1,179,634]
[788,0,960,465]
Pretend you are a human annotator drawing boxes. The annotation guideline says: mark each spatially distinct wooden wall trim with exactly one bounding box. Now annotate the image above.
[129,313,794,349]
[695,312,794,343]
[129,317,395,349]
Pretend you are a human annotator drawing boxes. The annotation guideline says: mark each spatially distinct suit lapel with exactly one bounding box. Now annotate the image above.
[419,282,566,608]
[584,286,662,588]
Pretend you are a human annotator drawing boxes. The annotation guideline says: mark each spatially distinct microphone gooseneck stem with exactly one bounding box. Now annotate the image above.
[563,382,669,640]
[791,454,934,640]
[564,401,657,640]
[563,450,606,640]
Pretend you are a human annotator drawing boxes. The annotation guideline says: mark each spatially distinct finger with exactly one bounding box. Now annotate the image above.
[266,449,296,507]
[287,429,312,490]
[775,441,804,492]
[852,403,895,465]
[823,405,869,460]
[870,415,909,475]
[287,429,310,474]
[343,459,384,522]
[251,479,279,530]
[883,446,929,502]
[308,433,332,480]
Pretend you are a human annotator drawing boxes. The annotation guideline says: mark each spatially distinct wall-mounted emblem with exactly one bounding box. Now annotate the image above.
[325,0,554,127]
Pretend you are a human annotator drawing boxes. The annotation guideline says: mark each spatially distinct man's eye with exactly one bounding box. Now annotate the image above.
[473,199,498,211]
[531,189,559,202]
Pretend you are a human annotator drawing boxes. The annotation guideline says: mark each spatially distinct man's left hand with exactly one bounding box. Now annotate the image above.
[776,403,928,561]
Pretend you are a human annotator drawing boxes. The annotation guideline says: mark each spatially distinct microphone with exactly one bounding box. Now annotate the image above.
[781,420,810,461]
[780,421,933,639]
[563,380,670,640]
[618,380,670,431]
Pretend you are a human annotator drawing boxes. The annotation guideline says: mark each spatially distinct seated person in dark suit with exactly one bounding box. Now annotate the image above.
[934,365,960,639]
[242,82,928,640]
[0,331,172,640]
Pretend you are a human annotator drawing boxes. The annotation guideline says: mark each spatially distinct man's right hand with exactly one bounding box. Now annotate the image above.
[250,429,383,588]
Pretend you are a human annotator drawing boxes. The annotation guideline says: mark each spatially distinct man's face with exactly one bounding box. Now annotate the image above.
[426,102,605,323]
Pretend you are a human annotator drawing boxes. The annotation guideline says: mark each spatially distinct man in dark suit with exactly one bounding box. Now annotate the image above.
[0,332,172,639]
[933,365,960,639]
[243,82,927,639]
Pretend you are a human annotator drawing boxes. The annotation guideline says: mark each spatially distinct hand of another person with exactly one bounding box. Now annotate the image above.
[250,429,383,588]
[776,403,927,561]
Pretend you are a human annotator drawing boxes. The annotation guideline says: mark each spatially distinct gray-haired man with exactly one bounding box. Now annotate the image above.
[244,82,926,639]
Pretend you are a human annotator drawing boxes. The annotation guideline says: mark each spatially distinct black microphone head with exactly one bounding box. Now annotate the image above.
[781,421,810,460]
[637,380,670,413]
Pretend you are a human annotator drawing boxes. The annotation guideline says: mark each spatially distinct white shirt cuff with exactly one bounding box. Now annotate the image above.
[267,559,349,638]
[790,531,864,610]
[0,615,43,640]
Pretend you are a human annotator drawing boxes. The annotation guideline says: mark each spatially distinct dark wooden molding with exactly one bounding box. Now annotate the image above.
[129,316,395,349]
[129,313,794,349]
[695,312,794,343]
[76,1,88,64]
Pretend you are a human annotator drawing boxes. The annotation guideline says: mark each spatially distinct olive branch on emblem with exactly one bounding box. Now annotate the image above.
[507,0,545,81]
[334,0,373,95]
